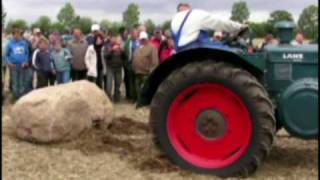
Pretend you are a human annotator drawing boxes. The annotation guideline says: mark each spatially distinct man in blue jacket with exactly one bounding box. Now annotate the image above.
[5,28,32,100]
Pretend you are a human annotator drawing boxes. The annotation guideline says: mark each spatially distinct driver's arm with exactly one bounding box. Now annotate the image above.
[196,9,243,34]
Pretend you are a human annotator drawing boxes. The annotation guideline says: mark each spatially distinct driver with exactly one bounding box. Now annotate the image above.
[171,3,248,52]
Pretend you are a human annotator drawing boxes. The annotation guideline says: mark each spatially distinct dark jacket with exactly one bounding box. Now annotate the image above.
[34,49,54,72]
[104,43,125,69]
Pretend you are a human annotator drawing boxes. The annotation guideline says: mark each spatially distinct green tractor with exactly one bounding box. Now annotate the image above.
[137,21,318,177]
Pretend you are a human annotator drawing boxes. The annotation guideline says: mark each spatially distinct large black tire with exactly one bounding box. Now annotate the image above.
[150,61,276,177]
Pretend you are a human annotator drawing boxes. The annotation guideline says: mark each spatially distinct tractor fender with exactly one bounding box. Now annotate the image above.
[137,48,264,107]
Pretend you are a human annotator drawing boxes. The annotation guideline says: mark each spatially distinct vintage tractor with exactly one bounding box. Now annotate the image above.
[137,21,318,177]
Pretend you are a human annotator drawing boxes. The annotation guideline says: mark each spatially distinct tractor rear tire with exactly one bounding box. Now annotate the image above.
[150,61,276,177]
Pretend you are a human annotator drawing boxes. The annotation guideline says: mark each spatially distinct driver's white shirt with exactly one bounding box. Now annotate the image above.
[171,9,243,47]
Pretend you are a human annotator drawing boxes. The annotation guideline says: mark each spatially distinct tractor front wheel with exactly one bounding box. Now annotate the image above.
[150,61,276,177]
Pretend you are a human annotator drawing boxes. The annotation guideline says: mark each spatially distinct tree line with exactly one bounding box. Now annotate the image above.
[2,1,318,39]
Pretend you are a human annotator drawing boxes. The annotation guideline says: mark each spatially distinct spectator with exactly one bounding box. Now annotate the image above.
[133,31,159,102]
[138,25,147,34]
[32,38,55,88]
[163,29,172,39]
[259,33,276,51]
[291,32,305,45]
[62,30,73,43]
[31,28,45,51]
[119,27,129,43]
[87,24,100,45]
[159,38,176,63]
[2,32,8,90]
[105,35,126,102]
[30,28,46,89]
[85,33,106,87]
[124,28,140,101]
[51,41,72,84]
[100,29,108,43]
[48,31,61,51]
[150,27,164,54]
[22,31,34,92]
[101,30,110,90]
[68,28,89,81]
[5,28,32,100]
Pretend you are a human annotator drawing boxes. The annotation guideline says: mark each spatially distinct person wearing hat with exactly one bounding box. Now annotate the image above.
[86,24,101,45]
[132,31,159,102]
[5,28,32,100]
[31,28,45,51]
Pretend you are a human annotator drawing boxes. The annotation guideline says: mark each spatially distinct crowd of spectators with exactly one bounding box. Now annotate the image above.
[1,23,315,103]
[2,24,176,103]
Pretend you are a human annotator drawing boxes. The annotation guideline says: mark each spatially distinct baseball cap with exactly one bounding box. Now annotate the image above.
[34,28,41,34]
[139,31,148,40]
[91,24,100,32]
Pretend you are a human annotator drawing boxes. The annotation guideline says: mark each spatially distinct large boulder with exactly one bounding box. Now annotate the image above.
[11,80,113,143]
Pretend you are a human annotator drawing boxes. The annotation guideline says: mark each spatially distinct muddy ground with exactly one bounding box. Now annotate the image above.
[2,95,318,180]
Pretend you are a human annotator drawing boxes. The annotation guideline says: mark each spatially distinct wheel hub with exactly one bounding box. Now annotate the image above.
[196,109,227,139]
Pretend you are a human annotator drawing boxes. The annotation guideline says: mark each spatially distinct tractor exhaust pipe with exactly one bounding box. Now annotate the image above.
[275,21,296,45]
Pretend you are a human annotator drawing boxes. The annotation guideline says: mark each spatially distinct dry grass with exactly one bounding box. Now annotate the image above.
[2,97,318,180]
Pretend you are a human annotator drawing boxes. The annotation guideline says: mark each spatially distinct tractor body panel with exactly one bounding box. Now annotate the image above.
[264,44,318,93]
[264,44,318,139]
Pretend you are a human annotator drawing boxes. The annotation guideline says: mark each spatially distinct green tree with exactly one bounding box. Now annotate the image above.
[249,22,270,38]
[74,16,93,34]
[161,20,171,31]
[100,19,112,31]
[230,1,250,23]
[2,5,6,27]
[268,10,294,27]
[298,5,318,39]
[122,3,140,28]
[5,19,28,34]
[144,19,156,34]
[57,2,76,29]
[51,22,65,33]
[109,22,123,34]
[31,16,52,36]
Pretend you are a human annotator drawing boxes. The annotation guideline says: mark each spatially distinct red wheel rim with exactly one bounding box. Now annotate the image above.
[167,83,252,169]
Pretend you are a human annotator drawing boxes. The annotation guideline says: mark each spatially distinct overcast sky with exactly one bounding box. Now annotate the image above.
[3,0,318,25]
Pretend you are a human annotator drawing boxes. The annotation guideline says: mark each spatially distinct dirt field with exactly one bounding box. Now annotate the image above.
[2,95,318,180]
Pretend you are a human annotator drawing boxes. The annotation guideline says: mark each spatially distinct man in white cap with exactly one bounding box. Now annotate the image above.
[171,3,248,52]
[86,24,101,45]
[132,31,159,102]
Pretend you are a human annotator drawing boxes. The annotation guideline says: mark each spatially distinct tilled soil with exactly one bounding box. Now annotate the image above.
[2,99,318,180]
